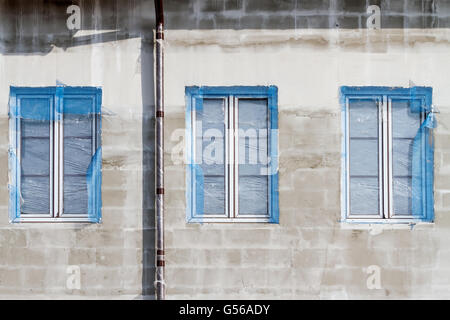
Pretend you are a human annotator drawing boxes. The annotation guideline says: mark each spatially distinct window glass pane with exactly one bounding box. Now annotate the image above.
[63,137,93,175]
[63,176,89,214]
[20,97,51,122]
[393,177,413,215]
[63,100,95,215]
[21,176,50,214]
[349,139,378,176]
[196,98,226,215]
[238,99,269,216]
[391,99,422,215]
[21,119,50,137]
[239,176,268,214]
[348,99,380,215]
[349,99,378,138]
[238,99,268,130]
[20,135,51,214]
[21,137,50,176]
[392,139,413,177]
[350,177,379,215]
[20,98,51,215]
[203,176,226,214]
[64,113,92,137]
[392,100,421,138]
[238,136,268,175]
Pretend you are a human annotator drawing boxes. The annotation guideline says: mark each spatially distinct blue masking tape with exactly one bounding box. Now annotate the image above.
[186,164,205,222]
[268,126,279,223]
[10,87,101,121]
[407,87,433,221]
[270,172,279,224]
[410,97,435,222]
[185,86,279,223]
[340,86,434,222]
[9,86,102,222]
[186,94,205,221]
[8,150,19,223]
[185,91,204,222]
[56,85,64,118]
[87,147,102,223]
[194,164,205,220]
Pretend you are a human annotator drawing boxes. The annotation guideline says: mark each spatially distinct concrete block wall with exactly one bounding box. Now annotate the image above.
[163,29,450,299]
[3,0,447,36]
[163,0,450,29]
[3,0,450,56]
[2,0,450,300]
[0,38,150,298]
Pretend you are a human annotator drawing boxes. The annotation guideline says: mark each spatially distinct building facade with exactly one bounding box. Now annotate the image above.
[1,0,450,299]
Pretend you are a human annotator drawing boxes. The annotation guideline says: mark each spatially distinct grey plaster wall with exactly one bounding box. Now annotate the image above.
[0,0,450,299]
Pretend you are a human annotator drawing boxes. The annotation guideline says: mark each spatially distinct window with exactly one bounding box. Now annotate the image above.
[186,86,279,223]
[9,87,102,223]
[341,86,434,223]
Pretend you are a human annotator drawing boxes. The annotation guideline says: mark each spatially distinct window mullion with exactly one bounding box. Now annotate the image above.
[58,111,64,218]
[382,95,390,219]
[387,96,393,219]
[234,96,239,218]
[377,97,384,219]
[52,100,58,218]
[227,96,235,218]
[225,97,230,218]
[53,96,64,219]
[16,117,22,218]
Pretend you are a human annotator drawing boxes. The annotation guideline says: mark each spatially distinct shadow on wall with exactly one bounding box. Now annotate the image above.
[3,0,444,54]
[141,37,156,299]
[0,0,155,54]
[0,0,156,298]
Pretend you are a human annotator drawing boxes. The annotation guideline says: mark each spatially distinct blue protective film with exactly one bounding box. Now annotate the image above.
[8,86,102,222]
[340,86,434,223]
[8,151,19,222]
[410,96,435,221]
[185,86,279,223]
[87,147,102,222]
[9,86,101,121]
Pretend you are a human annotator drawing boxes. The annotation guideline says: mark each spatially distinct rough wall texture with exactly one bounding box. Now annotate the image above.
[2,0,450,53]
[165,0,450,29]
[1,0,450,299]
[0,38,152,298]
[164,29,450,299]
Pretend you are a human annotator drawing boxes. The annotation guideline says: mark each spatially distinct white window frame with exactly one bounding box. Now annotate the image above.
[189,95,273,223]
[12,98,100,223]
[344,95,427,223]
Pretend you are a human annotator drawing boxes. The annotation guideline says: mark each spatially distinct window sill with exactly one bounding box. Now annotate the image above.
[10,217,101,224]
[340,219,434,233]
[187,217,278,224]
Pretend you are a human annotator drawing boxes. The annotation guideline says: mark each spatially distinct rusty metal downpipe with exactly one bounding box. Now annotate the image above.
[154,0,165,300]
